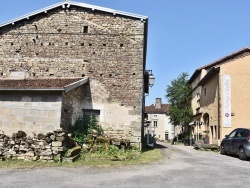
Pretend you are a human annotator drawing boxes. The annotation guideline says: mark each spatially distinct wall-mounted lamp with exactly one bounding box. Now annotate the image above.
[144,70,155,95]
[147,70,155,87]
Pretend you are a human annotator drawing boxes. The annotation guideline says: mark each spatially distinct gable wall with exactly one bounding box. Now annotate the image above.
[219,54,250,137]
[0,6,146,145]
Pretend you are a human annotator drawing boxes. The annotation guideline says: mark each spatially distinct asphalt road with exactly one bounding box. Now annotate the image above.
[1,142,249,188]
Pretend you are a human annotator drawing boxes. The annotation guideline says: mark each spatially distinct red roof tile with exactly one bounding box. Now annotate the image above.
[145,104,170,114]
[0,78,82,90]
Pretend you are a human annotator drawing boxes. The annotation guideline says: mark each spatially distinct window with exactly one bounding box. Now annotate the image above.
[83,26,88,33]
[204,88,207,96]
[196,93,200,108]
[228,130,237,138]
[82,109,100,122]
[235,131,243,137]
[154,115,157,117]
[171,125,174,130]
[153,121,158,127]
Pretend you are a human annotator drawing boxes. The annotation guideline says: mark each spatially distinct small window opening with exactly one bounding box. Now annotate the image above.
[82,109,100,123]
[83,26,88,33]
[154,121,158,127]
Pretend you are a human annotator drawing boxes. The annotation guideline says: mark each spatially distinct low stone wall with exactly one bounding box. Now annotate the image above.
[0,129,76,162]
[193,141,219,151]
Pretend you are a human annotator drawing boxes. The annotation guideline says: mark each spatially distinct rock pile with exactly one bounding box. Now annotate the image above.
[0,129,76,162]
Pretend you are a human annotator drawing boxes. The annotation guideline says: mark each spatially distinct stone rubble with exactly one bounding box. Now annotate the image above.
[0,129,76,162]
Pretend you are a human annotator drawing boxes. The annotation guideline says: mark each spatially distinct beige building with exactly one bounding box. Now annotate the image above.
[145,98,181,141]
[0,1,149,148]
[189,48,250,145]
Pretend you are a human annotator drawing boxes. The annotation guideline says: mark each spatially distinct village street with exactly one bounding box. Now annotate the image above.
[0,142,249,188]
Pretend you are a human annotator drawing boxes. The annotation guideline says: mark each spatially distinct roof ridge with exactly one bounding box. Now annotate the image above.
[0,1,147,28]
[197,47,250,70]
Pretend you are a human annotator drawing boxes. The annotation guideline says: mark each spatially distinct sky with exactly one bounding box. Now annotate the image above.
[1,0,250,106]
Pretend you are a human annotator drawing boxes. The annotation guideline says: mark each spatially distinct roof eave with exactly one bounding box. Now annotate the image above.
[188,47,250,84]
[0,88,64,91]
[64,77,89,93]
[0,1,148,28]
[197,67,220,86]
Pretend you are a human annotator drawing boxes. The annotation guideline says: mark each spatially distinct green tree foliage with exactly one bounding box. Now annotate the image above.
[165,72,193,126]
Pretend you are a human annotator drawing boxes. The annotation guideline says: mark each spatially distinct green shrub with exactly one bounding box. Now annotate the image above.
[70,116,103,145]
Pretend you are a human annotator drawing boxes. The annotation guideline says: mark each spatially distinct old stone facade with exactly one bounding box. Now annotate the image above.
[0,1,148,147]
[189,48,250,145]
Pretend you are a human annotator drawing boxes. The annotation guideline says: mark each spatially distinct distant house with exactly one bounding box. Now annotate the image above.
[189,48,250,145]
[0,1,149,148]
[145,98,180,141]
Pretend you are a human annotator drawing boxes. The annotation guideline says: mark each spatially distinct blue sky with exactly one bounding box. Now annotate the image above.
[1,0,250,106]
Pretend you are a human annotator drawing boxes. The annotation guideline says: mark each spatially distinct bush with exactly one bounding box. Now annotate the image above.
[69,116,103,145]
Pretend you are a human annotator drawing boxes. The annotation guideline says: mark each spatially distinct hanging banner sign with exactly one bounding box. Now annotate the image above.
[223,75,231,127]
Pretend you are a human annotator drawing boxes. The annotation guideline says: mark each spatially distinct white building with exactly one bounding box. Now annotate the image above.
[145,98,180,141]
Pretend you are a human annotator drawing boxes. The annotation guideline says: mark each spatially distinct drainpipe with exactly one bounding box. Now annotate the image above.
[217,71,221,140]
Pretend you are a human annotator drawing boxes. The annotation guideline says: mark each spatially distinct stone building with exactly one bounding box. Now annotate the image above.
[189,48,250,145]
[145,98,179,141]
[0,1,149,148]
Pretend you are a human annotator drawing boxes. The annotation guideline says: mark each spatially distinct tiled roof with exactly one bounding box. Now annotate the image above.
[145,104,170,114]
[197,47,250,70]
[0,78,82,90]
[189,47,250,83]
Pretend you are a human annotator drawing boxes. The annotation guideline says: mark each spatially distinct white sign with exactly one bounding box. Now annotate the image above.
[223,75,231,127]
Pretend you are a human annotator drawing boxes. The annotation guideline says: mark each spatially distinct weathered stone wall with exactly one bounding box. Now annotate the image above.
[0,91,62,136]
[0,6,146,146]
[0,129,76,162]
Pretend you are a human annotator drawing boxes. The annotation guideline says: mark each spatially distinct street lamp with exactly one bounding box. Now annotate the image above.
[147,70,155,87]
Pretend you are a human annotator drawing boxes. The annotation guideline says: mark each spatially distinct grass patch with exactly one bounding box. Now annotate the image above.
[0,147,162,169]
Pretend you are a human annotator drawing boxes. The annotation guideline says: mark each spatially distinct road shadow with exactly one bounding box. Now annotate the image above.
[142,142,168,153]
[155,143,168,149]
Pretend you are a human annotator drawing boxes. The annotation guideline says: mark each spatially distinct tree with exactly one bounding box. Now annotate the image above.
[165,72,193,139]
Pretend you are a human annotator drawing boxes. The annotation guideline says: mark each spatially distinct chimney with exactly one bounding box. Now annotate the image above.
[155,98,162,108]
